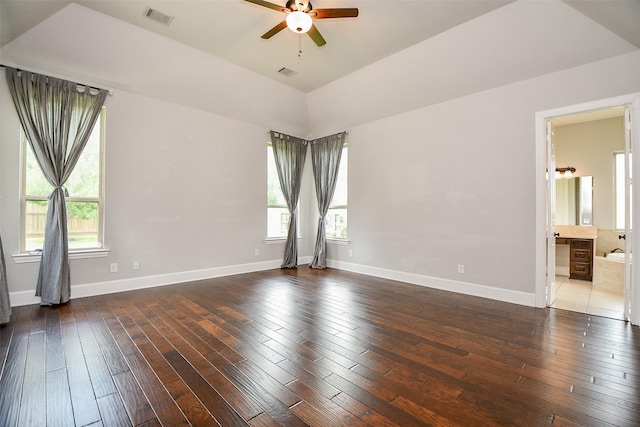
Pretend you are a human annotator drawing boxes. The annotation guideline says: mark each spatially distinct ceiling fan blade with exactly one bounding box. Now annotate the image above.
[307,24,326,47]
[311,8,359,19]
[244,0,288,13]
[262,21,288,39]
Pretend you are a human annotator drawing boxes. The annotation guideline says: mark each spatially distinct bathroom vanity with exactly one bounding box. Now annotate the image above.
[556,237,594,281]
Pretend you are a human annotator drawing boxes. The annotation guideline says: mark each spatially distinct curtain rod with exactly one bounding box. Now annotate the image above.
[267,130,349,138]
[0,63,114,95]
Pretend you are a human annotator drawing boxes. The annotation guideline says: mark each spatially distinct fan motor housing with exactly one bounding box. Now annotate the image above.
[286,0,312,13]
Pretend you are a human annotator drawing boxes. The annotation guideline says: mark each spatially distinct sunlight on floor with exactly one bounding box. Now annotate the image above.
[551,275,625,320]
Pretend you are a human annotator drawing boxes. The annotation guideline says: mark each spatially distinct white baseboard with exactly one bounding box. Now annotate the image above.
[10,255,534,308]
[327,259,537,307]
[10,257,312,307]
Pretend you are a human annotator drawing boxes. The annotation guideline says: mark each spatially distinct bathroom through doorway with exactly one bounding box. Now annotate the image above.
[535,93,640,325]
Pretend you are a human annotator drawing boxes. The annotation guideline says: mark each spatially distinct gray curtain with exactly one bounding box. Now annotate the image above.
[6,67,107,305]
[270,131,308,268]
[310,132,346,269]
[0,233,10,324]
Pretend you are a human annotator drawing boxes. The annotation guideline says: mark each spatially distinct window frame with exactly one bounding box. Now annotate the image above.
[266,141,299,240]
[19,107,106,254]
[326,144,348,241]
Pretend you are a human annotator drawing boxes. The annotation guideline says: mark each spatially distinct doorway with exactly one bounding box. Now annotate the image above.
[535,93,640,326]
[551,108,626,319]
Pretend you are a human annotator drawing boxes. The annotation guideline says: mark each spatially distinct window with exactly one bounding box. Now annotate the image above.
[615,151,632,230]
[267,143,289,238]
[21,108,105,252]
[266,142,345,239]
[327,145,348,239]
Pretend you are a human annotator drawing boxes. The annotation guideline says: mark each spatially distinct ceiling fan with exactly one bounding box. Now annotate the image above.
[244,0,359,47]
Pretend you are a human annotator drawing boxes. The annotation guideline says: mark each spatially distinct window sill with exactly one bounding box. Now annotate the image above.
[264,237,302,244]
[265,237,285,244]
[13,248,110,264]
[327,238,350,245]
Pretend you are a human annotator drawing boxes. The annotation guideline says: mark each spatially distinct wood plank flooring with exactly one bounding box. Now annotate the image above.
[1,267,639,426]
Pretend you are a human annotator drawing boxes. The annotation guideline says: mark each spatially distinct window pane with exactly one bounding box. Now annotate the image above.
[326,208,347,239]
[267,146,286,207]
[65,123,101,197]
[67,201,101,249]
[267,207,289,238]
[267,144,291,238]
[330,147,348,207]
[24,199,47,251]
[25,147,53,197]
[24,200,101,251]
[24,123,100,198]
[328,146,347,239]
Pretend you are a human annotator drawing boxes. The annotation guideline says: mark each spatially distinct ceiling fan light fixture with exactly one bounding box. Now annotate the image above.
[286,11,312,33]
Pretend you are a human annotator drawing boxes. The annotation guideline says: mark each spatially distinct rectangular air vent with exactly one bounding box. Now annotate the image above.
[144,7,174,26]
[278,67,297,77]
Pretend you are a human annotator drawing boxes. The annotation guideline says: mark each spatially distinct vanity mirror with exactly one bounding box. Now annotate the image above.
[556,176,593,226]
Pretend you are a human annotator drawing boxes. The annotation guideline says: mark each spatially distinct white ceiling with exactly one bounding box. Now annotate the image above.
[1,0,639,93]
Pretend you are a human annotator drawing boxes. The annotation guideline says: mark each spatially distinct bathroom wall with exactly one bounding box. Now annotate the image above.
[554,116,625,230]
[596,229,627,256]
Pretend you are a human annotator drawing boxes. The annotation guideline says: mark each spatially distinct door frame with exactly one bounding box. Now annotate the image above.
[535,93,640,325]
[546,120,557,306]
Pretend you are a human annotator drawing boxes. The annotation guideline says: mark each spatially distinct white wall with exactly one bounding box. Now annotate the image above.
[315,51,640,302]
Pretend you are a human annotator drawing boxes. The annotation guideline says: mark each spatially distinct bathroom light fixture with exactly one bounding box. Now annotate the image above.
[556,166,576,179]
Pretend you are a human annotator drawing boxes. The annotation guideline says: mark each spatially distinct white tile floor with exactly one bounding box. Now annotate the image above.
[551,275,626,320]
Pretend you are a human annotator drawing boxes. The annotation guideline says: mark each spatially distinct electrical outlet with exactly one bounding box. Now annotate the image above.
[133,261,140,270]
[457,264,464,274]
[254,249,260,257]
[110,263,118,273]
[349,250,353,257]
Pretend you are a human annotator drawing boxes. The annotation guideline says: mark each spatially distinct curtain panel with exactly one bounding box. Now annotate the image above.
[310,132,346,269]
[6,67,107,305]
[0,233,10,324]
[270,131,308,268]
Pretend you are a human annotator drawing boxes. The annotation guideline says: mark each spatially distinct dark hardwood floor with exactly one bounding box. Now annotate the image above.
[1,267,639,426]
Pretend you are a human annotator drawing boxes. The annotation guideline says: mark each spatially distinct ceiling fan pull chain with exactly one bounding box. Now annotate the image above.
[298,34,303,58]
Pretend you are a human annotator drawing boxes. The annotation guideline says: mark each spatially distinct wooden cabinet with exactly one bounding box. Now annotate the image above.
[556,237,593,281]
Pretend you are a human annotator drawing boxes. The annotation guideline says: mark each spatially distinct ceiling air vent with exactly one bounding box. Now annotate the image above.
[144,7,174,26]
[278,67,297,77]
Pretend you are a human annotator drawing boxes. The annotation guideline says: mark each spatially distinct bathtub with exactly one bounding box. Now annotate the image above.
[593,253,631,292]
[603,252,631,262]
